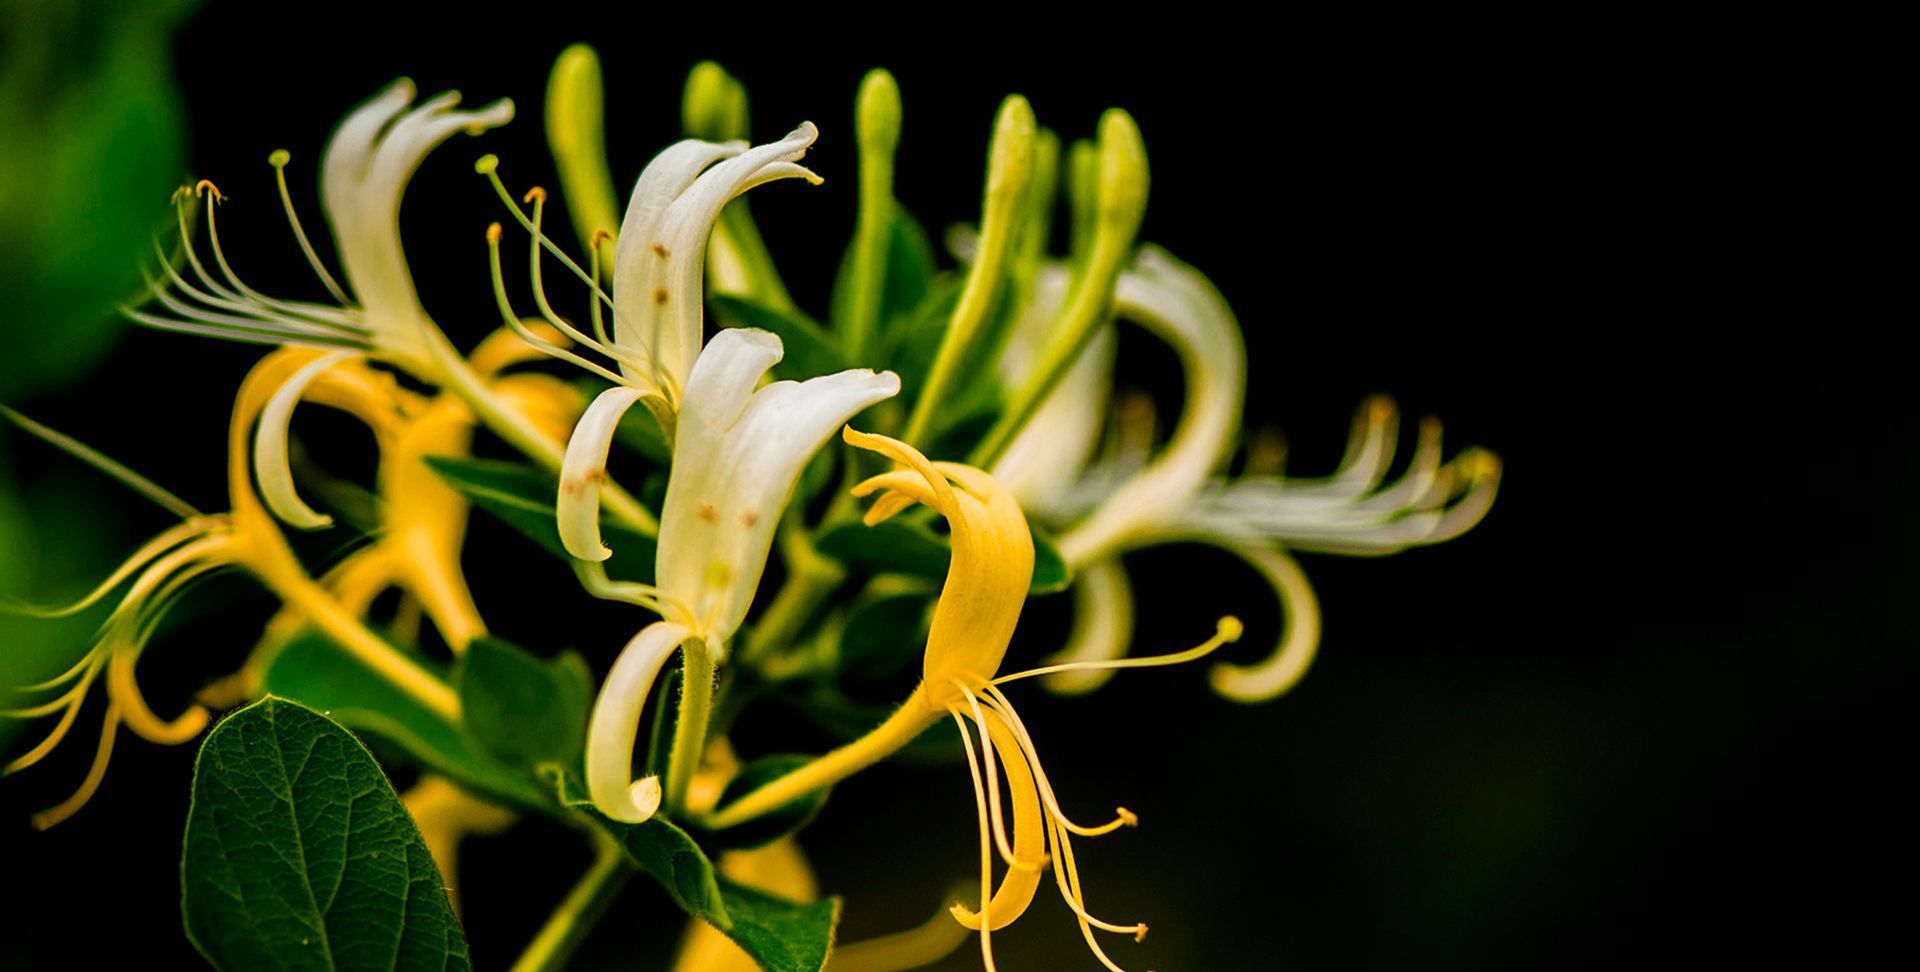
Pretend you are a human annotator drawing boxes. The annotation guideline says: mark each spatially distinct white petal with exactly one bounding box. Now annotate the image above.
[1057,246,1246,566]
[558,386,647,561]
[611,125,820,407]
[253,351,359,530]
[585,620,691,823]
[1206,542,1324,703]
[658,328,899,640]
[320,80,513,346]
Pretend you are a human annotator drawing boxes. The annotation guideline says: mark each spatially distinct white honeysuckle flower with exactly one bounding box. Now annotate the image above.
[321,79,515,359]
[126,78,513,531]
[573,328,899,823]
[1053,245,1248,566]
[610,123,822,410]
[985,243,1499,703]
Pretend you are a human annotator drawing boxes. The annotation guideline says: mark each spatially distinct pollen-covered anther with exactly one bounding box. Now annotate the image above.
[522,185,548,204]
[592,228,616,248]
[194,179,224,202]
[268,148,291,168]
[1115,806,1139,828]
[486,222,503,245]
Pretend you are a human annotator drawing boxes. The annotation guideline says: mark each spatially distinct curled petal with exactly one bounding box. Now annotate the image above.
[586,621,693,823]
[559,386,651,561]
[1206,543,1325,703]
[1039,559,1136,696]
[254,350,360,529]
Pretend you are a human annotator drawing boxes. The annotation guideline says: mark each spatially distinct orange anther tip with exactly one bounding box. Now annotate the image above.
[194,179,224,202]
[523,186,548,204]
[486,223,503,244]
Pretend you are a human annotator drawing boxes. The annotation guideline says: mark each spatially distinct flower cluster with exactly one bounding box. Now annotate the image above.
[2,45,1497,972]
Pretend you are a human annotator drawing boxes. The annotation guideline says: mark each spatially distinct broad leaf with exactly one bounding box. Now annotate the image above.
[261,629,547,809]
[456,635,592,771]
[548,770,840,971]
[181,697,472,972]
[838,589,933,680]
[425,456,657,584]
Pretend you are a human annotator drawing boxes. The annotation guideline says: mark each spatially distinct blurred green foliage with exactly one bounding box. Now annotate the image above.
[0,0,196,752]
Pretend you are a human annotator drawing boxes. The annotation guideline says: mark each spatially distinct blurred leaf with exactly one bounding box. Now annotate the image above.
[711,293,849,381]
[181,697,472,972]
[703,754,832,851]
[261,628,548,809]
[425,456,657,584]
[815,519,1069,594]
[546,768,839,970]
[0,0,196,398]
[838,589,933,680]
[614,399,672,464]
[456,635,592,772]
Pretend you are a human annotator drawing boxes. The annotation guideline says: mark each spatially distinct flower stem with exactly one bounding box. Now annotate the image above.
[509,834,632,972]
[664,637,715,813]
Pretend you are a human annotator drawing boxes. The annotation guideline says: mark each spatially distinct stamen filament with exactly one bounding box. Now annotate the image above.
[523,189,645,370]
[269,149,351,304]
[0,406,201,519]
[30,699,122,830]
[477,158,615,311]
[0,518,210,619]
[994,615,1243,685]
[485,224,631,386]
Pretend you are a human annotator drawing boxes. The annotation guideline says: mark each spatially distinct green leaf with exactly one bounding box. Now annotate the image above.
[815,520,950,581]
[456,635,591,771]
[547,769,840,971]
[181,697,472,972]
[425,456,657,584]
[261,629,548,809]
[704,754,832,850]
[1030,527,1072,594]
[815,519,1071,594]
[711,293,849,381]
[715,879,840,972]
[838,589,933,680]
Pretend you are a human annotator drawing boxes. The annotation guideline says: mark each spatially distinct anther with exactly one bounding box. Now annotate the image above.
[1115,807,1139,828]
[268,149,291,168]
[592,228,616,248]
[194,179,224,202]
[486,222,503,245]
[474,154,501,175]
[523,186,548,204]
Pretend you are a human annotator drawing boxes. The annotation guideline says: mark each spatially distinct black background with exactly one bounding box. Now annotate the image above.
[1,3,1909,970]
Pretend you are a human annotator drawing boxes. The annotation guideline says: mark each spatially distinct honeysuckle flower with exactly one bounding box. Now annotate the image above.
[704,430,1241,972]
[1,350,460,827]
[991,244,1501,702]
[578,328,898,823]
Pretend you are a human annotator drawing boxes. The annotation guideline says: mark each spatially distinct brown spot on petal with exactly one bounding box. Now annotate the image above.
[741,511,760,528]
[696,503,719,523]
[653,288,669,305]
[651,242,669,258]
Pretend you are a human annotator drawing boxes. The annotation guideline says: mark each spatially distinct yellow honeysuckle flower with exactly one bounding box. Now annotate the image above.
[2,350,459,827]
[578,329,898,823]
[704,430,1241,972]
[991,244,1501,703]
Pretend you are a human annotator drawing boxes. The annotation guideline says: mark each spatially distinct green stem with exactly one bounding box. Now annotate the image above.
[509,834,632,972]
[664,636,716,813]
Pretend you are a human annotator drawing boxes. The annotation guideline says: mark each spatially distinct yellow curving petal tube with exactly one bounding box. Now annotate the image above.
[843,428,1034,700]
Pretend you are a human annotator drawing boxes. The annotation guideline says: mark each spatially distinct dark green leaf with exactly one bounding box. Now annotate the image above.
[425,456,657,584]
[715,878,840,972]
[261,629,548,809]
[711,293,849,381]
[614,401,672,464]
[815,520,950,581]
[181,697,472,972]
[703,754,832,850]
[838,589,933,679]
[456,635,592,771]
[815,520,1071,594]
[880,209,937,328]
[547,769,840,970]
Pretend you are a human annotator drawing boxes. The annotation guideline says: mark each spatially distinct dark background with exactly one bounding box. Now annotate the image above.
[1,3,1908,969]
